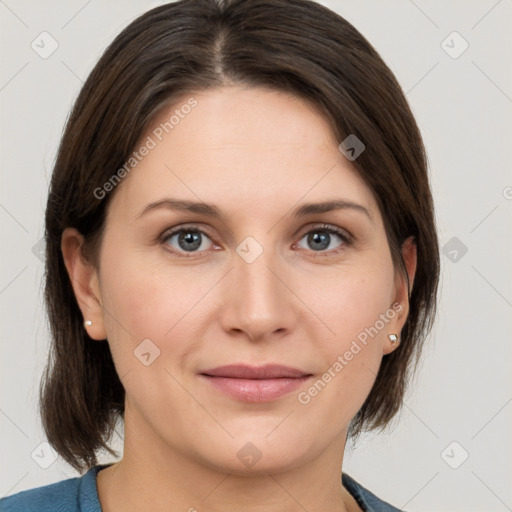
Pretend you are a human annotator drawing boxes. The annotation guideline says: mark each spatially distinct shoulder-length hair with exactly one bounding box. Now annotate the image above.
[41,0,440,472]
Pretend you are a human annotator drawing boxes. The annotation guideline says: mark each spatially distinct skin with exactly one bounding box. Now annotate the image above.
[62,85,416,512]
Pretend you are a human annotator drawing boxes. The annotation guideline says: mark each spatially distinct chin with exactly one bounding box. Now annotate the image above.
[194,435,316,476]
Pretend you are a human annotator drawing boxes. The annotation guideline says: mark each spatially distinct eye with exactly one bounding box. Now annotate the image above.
[162,225,217,257]
[161,223,352,258]
[295,224,352,255]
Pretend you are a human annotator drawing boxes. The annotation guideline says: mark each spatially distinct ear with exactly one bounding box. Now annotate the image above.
[382,236,417,355]
[61,227,107,341]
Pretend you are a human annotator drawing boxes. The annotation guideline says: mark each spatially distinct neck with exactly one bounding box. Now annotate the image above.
[96,403,354,512]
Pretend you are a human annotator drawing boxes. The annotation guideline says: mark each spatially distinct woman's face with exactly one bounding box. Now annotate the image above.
[65,85,414,474]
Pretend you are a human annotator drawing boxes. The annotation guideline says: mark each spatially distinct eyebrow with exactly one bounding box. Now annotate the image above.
[137,198,372,222]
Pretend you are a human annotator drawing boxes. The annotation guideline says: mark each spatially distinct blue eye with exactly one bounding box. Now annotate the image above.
[163,227,215,256]
[161,223,351,258]
[296,225,351,254]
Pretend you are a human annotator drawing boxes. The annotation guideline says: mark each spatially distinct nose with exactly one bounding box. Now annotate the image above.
[218,242,297,342]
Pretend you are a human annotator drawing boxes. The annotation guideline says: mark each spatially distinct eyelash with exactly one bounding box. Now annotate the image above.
[160,223,353,258]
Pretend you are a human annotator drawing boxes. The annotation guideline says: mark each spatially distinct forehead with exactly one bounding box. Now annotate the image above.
[165,86,338,146]
[109,86,378,221]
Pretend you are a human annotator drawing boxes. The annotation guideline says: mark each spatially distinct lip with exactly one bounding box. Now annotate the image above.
[199,364,313,402]
[200,364,310,379]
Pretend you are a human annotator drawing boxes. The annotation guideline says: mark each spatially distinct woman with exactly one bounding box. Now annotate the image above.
[0,0,439,510]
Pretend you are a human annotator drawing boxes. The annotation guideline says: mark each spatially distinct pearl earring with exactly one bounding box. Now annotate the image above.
[84,320,93,329]
[388,333,398,344]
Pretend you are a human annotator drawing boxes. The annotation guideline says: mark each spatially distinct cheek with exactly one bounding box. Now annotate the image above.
[98,244,215,364]
[301,260,396,343]
[296,257,395,408]
[295,267,393,424]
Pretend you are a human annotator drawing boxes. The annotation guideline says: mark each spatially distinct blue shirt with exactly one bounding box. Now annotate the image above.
[0,464,404,511]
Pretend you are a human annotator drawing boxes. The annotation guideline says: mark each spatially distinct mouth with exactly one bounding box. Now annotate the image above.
[198,364,313,402]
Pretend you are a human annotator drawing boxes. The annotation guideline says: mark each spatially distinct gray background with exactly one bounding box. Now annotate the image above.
[1,1,511,510]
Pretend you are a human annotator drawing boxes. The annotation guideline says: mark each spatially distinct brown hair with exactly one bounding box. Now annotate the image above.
[41,0,440,472]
